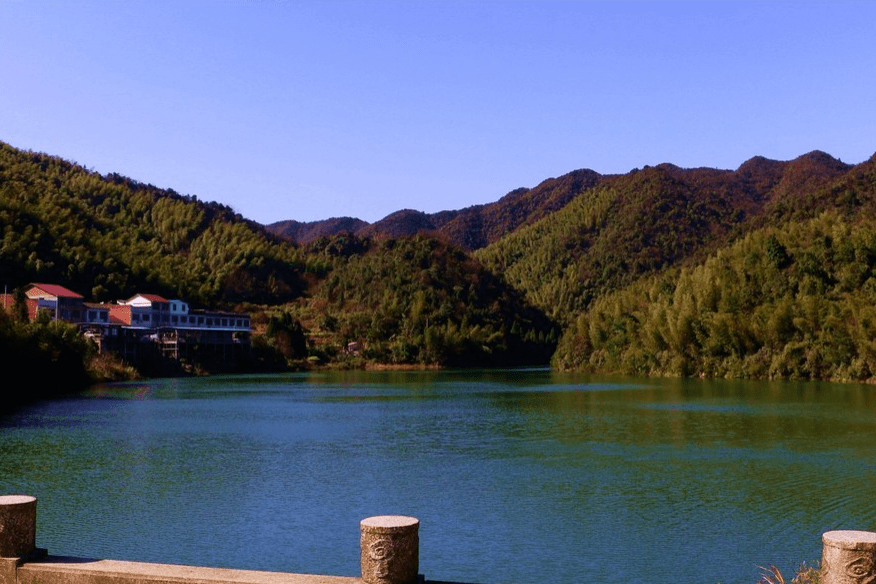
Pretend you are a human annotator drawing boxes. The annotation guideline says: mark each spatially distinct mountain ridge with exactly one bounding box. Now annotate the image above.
[5,136,876,379]
[266,152,855,251]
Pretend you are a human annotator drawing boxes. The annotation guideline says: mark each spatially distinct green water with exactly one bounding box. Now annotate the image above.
[2,369,875,584]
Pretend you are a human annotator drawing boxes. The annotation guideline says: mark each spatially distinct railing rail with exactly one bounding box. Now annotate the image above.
[0,496,423,584]
[7,494,874,584]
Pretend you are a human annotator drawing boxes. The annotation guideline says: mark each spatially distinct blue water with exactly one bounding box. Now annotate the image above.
[2,369,875,584]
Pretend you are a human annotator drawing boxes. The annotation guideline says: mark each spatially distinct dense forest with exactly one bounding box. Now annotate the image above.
[0,140,557,391]
[474,150,876,380]
[294,234,557,367]
[266,168,606,250]
[0,142,305,306]
[3,138,876,388]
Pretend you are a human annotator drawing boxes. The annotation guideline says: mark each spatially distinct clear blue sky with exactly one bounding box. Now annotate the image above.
[2,1,874,224]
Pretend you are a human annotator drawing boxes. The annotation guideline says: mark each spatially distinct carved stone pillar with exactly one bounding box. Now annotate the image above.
[0,495,37,558]
[822,530,876,584]
[360,516,419,584]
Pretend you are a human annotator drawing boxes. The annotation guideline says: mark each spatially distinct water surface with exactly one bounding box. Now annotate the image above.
[2,369,875,584]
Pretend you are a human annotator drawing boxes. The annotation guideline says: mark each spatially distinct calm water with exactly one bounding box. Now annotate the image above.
[2,369,876,584]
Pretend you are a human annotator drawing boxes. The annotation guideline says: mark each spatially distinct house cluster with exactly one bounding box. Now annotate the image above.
[1,283,251,364]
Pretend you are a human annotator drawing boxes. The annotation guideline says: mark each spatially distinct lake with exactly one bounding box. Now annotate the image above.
[2,369,875,584]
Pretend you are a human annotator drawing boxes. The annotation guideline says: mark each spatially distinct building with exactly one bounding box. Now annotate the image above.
[0,291,38,321]
[3,283,251,366]
[23,283,85,322]
[117,293,250,333]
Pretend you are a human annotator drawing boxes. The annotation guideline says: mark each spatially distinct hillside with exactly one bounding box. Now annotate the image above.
[266,152,856,262]
[494,152,876,381]
[292,234,558,367]
[265,168,606,250]
[0,140,557,370]
[5,137,876,381]
[266,216,368,245]
[474,151,855,324]
[0,141,305,307]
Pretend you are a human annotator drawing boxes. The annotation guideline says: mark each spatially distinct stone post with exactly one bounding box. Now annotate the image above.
[822,530,876,584]
[360,516,419,584]
[0,496,37,558]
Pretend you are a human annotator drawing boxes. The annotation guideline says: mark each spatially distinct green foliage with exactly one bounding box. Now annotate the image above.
[264,311,308,362]
[0,141,304,307]
[475,166,748,324]
[552,213,876,381]
[4,139,876,380]
[0,309,96,408]
[475,154,862,327]
[298,234,557,367]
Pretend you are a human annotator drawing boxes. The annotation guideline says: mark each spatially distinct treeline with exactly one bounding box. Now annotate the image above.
[0,141,558,373]
[288,234,558,367]
[551,213,876,381]
[0,142,304,307]
[5,137,876,382]
[0,308,95,409]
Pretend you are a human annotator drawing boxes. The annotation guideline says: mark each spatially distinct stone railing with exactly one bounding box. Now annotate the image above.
[4,495,876,584]
[821,530,876,584]
[0,496,425,584]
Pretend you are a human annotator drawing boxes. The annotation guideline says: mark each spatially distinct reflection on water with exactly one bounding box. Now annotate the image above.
[2,370,876,584]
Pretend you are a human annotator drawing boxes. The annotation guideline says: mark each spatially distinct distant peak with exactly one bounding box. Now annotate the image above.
[794,150,841,164]
[737,155,784,174]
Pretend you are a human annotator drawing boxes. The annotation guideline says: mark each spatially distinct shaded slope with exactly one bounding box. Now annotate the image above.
[267,217,367,245]
[298,234,558,366]
[0,141,305,305]
[265,168,605,250]
[475,151,856,324]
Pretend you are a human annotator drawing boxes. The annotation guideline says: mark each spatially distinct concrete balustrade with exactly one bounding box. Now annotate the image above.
[360,516,420,584]
[822,530,876,584]
[0,496,36,559]
[14,494,874,584]
[1,496,424,584]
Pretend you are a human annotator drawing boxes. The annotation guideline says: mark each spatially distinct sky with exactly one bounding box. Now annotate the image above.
[1,1,874,225]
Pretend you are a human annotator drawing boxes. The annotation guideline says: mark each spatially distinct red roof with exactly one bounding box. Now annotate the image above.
[107,304,132,325]
[26,283,84,299]
[125,293,168,303]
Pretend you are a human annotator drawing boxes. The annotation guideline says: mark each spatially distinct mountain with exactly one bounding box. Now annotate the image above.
[299,234,557,367]
[266,152,855,255]
[265,168,606,249]
[0,140,557,369]
[6,136,876,381]
[528,152,876,380]
[0,141,305,306]
[267,216,368,244]
[474,150,855,323]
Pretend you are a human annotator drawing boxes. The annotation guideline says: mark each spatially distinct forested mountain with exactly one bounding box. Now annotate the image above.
[5,137,876,382]
[293,234,558,367]
[0,141,305,306]
[265,168,605,250]
[0,140,557,371]
[265,216,367,245]
[475,151,854,324]
[474,150,876,381]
